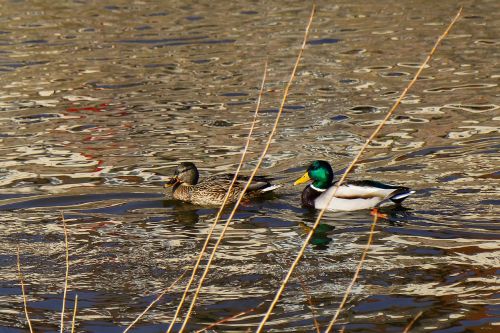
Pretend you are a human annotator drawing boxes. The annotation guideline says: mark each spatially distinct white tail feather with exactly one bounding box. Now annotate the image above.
[260,184,281,193]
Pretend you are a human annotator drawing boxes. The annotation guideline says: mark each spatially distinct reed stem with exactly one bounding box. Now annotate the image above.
[178,5,316,332]
[256,7,462,332]
[165,61,268,333]
[60,212,70,333]
[16,246,34,333]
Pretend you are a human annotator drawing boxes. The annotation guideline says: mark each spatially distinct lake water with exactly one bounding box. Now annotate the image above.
[1,1,499,332]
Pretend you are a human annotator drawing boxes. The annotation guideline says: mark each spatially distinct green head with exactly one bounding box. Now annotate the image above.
[294,160,334,190]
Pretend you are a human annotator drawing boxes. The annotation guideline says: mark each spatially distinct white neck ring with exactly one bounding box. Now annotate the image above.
[310,184,326,192]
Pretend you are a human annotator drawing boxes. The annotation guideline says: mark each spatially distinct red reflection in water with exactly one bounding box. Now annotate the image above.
[82,153,104,172]
[66,103,108,113]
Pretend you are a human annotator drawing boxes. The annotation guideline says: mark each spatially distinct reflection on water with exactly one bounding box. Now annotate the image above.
[1,0,499,332]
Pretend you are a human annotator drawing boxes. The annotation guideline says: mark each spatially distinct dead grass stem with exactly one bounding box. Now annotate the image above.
[256,7,462,332]
[71,294,78,333]
[177,5,316,332]
[124,270,188,333]
[60,212,70,333]
[324,213,379,332]
[298,277,321,333]
[403,311,423,333]
[194,302,264,333]
[16,246,34,333]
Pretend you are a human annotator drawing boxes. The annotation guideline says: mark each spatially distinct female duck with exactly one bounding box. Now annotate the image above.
[164,162,279,206]
[294,160,414,211]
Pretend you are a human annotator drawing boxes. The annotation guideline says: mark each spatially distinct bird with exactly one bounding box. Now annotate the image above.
[293,160,414,212]
[164,162,280,206]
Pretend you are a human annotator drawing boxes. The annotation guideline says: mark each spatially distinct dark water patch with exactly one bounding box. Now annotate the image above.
[89,82,144,89]
[1,60,49,68]
[368,163,426,173]
[398,62,424,68]
[147,11,168,17]
[479,199,499,206]
[186,15,203,20]
[437,173,464,182]
[330,114,349,122]
[191,59,210,64]
[226,101,250,106]
[251,216,296,228]
[425,83,497,93]
[455,188,481,194]
[0,193,161,211]
[476,171,499,179]
[284,105,305,110]
[308,38,340,45]
[135,25,152,30]
[0,193,34,201]
[339,78,359,84]
[380,71,409,77]
[78,199,164,215]
[117,36,208,44]
[220,92,248,97]
[409,247,445,256]
[396,146,461,161]
[143,63,177,69]
[22,39,48,44]
[386,225,499,240]
[348,105,381,114]
[14,113,61,123]
[353,295,434,313]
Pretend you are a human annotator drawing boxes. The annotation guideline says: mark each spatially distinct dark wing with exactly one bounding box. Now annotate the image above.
[206,174,272,191]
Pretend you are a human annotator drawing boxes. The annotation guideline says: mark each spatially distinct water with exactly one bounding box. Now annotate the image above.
[1,1,499,332]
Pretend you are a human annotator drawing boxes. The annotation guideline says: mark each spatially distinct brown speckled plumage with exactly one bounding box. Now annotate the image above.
[165,162,279,206]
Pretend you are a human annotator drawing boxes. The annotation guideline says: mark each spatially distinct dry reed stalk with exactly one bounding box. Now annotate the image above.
[123,270,188,333]
[256,7,462,332]
[176,5,316,332]
[16,246,34,333]
[194,302,264,333]
[165,61,268,333]
[71,294,78,333]
[324,212,379,332]
[298,277,321,333]
[60,212,70,333]
[403,311,423,333]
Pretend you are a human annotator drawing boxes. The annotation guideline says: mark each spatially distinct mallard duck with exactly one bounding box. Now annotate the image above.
[294,160,414,211]
[164,162,280,206]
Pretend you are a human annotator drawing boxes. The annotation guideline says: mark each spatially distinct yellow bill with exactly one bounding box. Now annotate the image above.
[293,172,311,186]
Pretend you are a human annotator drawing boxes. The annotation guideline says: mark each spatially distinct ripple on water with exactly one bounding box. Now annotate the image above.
[0,1,499,332]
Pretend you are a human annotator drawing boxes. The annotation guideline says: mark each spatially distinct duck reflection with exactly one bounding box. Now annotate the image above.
[162,199,202,226]
[298,206,414,249]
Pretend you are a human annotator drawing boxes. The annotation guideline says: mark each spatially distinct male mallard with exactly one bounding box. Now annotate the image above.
[294,160,414,211]
[164,162,280,206]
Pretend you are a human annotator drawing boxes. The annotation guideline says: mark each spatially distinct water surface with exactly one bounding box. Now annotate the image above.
[1,0,499,332]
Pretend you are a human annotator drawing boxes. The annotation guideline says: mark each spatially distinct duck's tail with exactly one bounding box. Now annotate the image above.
[259,184,282,193]
[389,188,415,204]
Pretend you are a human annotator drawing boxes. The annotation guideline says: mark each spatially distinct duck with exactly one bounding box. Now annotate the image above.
[164,162,280,206]
[293,160,414,212]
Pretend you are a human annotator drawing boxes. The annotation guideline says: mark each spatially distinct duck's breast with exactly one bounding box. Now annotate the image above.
[314,184,391,211]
